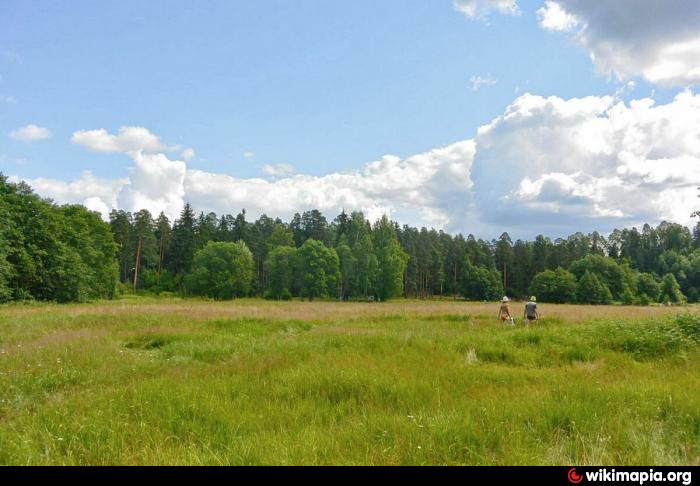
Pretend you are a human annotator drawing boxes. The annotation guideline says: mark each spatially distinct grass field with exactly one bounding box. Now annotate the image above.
[0,298,698,465]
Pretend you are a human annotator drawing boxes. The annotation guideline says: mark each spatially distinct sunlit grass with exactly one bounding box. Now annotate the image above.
[0,299,698,465]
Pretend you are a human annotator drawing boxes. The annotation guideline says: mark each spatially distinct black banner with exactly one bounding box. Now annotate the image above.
[1,465,697,485]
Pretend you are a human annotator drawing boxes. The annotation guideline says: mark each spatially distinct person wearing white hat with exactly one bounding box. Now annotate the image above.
[523,296,539,324]
[498,296,513,325]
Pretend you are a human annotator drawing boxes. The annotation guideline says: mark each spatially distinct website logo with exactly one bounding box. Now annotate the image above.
[568,468,584,484]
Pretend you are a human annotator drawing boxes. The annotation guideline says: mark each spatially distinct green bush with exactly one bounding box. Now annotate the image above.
[530,267,577,303]
[593,315,699,359]
[576,270,612,304]
[659,274,687,304]
[620,287,637,305]
[185,241,254,300]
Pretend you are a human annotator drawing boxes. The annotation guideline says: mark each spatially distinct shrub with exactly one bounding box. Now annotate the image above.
[637,273,660,302]
[185,241,254,300]
[659,274,686,304]
[529,267,577,303]
[576,270,612,304]
[620,287,637,305]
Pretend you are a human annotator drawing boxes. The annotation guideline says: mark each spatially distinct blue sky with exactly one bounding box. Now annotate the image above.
[1,0,698,238]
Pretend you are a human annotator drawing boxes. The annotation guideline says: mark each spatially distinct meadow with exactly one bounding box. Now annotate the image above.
[0,298,698,465]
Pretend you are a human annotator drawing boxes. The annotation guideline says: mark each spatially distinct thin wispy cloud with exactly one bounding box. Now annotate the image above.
[470,73,498,91]
[1,50,23,64]
[262,163,296,179]
[181,148,196,161]
[454,0,520,21]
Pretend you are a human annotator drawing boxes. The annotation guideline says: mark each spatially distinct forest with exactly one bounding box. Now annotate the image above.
[1,173,698,304]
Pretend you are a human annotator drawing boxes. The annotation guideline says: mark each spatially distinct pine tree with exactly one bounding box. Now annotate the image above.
[109,210,132,282]
[264,246,297,300]
[373,216,408,301]
[168,203,197,276]
[154,212,172,276]
[131,209,157,290]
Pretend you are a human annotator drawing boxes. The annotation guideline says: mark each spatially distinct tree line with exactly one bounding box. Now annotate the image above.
[0,175,118,303]
[1,173,699,304]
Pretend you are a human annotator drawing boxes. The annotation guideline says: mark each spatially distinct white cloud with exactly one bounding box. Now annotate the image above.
[470,73,498,91]
[84,197,112,218]
[243,151,256,161]
[15,132,475,231]
[454,0,520,20]
[9,171,127,219]
[471,89,700,234]
[13,90,700,237]
[614,81,636,99]
[117,151,187,219]
[537,0,700,87]
[71,126,168,153]
[9,124,51,141]
[536,1,579,32]
[187,140,475,231]
[181,148,196,161]
[262,163,296,179]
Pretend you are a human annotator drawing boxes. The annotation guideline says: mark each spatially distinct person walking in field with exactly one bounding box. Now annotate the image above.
[523,296,539,324]
[498,296,514,325]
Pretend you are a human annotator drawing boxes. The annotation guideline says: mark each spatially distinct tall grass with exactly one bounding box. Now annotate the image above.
[0,299,697,465]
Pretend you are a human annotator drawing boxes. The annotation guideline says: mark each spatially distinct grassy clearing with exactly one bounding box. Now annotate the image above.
[0,299,698,465]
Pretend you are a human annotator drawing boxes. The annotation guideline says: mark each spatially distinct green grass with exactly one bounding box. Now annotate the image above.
[0,299,698,465]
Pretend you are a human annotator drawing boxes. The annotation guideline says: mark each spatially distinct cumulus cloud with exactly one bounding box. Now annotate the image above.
[9,171,127,219]
[187,140,476,230]
[83,197,112,218]
[471,89,700,234]
[470,73,498,91]
[536,1,579,32]
[117,151,187,219]
[12,90,700,237]
[537,0,700,87]
[71,126,168,153]
[9,124,51,141]
[454,0,520,20]
[15,128,475,231]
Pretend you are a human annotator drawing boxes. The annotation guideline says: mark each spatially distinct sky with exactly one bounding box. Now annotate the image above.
[1,0,699,239]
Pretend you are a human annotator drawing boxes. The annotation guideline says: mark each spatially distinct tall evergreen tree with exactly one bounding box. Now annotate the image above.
[154,212,172,275]
[264,246,298,300]
[168,203,197,277]
[109,210,132,283]
[372,216,408,301]
[131,209,157,290]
